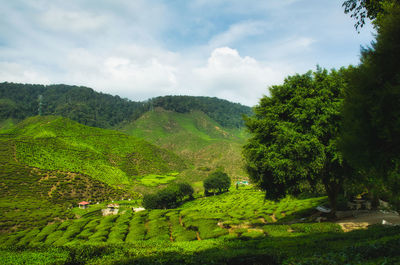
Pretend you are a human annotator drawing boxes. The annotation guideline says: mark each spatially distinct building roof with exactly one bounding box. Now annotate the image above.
[78,201,90,205]
[107,203,119,208]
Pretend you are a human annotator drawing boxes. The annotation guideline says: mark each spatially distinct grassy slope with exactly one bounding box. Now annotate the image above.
[0,116,187,233]
[120,108,248,183]
[2,188,399,264]
[0,187,329,246]
[5,116,187,187]
[0,135,128,233]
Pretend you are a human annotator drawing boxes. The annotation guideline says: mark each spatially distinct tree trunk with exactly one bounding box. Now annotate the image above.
[323,179,342,219]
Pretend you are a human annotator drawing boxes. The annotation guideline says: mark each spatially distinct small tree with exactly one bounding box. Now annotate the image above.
[203,171,231,196]
[142,193,159,209]
[142,182,194,209]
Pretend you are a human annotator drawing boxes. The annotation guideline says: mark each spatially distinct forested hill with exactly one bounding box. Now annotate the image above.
[149,96,253,128]
[0,82,252,129]
[0,82,146,128]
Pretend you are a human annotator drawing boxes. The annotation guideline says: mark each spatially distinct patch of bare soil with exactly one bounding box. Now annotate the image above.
[336,210,400,232]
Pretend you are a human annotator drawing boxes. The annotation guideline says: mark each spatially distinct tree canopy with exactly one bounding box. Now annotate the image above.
[243,68,350,213]
[0,83,252,129]
[203,171,231,195]
[343,0,400,30]
[341,4,400,208]
[142,182,194,209]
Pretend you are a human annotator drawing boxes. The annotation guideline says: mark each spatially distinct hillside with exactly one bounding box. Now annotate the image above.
[0,136,128,233]
[2,116,187,187]
[0,82,252,129]
[120,108,248,182]
[0,115,189,232]
[1,187,399,264]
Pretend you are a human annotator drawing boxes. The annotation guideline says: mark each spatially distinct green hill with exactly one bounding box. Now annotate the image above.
[120,108,248,182]
[0,82,252,129]
[3,116,187,187]
[0,115,188,232]
[0,136,128,233]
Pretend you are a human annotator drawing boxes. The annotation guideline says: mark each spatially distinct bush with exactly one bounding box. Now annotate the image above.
[143,182,194,209]
[203,171,231,196]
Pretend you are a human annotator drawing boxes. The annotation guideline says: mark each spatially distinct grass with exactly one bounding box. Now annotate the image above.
[139,173,179,186]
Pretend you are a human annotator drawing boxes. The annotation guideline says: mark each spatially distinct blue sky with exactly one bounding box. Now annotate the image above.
[0,0,374,106]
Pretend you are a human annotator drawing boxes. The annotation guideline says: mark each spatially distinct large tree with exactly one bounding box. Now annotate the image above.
[342,0,400,30]
[243,68,351,214]
[341,4,400,208]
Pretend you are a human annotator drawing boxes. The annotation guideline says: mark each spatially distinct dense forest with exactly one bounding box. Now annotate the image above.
[0,83,252,129]
[150,96,253,128]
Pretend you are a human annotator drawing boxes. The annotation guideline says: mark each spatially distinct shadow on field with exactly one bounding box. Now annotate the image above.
[2,225,399,265]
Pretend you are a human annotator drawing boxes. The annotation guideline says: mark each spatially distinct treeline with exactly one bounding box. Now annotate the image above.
[142,183,194,209]
[150,96,253,128]
[0,83,252,129]
[0,83,146,128]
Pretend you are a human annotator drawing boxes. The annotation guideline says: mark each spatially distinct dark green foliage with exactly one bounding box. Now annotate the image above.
[142,182,194,209]
[203,171,231,195]
[150,95,252,128]
[0,83,147,128]
[243,68,350,213]
[341,5,400,209]
[342,0,387,29]
[0,83,252,129]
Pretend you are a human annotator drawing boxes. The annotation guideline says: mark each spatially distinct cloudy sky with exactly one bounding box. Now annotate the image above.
[0,0,374,106]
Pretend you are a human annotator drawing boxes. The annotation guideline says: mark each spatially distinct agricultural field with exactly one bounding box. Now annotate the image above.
[120,108,248,181]
[3,116,187,187]
[139,172,180,186]
[1,187,330,246]
[1,187,400,264]
[0,135,130,232]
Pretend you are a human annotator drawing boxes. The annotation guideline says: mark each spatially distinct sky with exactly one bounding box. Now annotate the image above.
[0,0,375,106]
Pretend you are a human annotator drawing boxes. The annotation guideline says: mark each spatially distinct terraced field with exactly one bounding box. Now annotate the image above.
[2,187,400,264]
[3,116,187,187]
[1,187,333,246]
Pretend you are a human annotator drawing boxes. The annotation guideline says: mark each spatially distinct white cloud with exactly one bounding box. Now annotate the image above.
[209,21,269,47]
[39,8,107,32]
[0,62,51,84]
[0,0,374,107]
[190,47,289,105]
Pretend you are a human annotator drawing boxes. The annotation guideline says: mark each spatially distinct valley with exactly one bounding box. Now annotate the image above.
[1,85,399,264]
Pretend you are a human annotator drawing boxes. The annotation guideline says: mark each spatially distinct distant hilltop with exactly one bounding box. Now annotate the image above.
[0,82,253,129]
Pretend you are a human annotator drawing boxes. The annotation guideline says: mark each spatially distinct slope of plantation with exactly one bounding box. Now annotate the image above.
[0,137,129,233]
[2,187,400,264]
[2,187,331,246]
[1,225,399,264]
[5,116,187,187]
[120,108,248,181]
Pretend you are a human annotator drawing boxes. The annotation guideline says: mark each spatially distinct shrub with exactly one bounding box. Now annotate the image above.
[143,182,194,209]
[203,171,231,196]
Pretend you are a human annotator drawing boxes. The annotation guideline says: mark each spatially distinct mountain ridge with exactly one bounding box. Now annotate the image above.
[0,82,252,129]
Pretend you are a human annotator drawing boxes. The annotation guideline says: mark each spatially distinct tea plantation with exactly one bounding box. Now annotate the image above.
[1,187,399,264]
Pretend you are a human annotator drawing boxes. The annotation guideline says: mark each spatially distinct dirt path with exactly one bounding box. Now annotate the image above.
[336,210,400,232]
